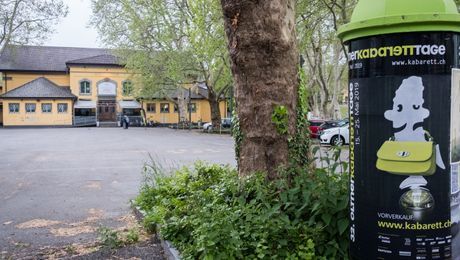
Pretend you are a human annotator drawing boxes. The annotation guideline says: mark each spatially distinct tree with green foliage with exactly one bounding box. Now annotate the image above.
[131,1,351,256]
[0,0,68,53]
[296,0,356,119]
[91,0,232,126]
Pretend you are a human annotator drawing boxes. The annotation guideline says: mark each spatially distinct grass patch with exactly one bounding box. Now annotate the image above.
[97,227,140,249]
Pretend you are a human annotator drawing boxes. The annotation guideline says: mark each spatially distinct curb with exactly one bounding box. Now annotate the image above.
[131,202,181,260]
[161,240,181,260]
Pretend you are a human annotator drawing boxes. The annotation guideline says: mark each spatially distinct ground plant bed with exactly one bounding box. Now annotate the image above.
[133,162,350,259]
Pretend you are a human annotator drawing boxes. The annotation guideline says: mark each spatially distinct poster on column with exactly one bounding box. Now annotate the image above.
[348,32,459,259]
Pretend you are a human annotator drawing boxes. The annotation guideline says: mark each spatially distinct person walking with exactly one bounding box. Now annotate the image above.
[123,115,130,129]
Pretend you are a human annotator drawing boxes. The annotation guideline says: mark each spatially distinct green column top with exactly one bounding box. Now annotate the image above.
[338,0,460,42]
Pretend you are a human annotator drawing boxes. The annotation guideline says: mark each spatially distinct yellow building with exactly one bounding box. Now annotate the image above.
[0,77,75,126]
[141,86,228,125]
[0,45,227,127]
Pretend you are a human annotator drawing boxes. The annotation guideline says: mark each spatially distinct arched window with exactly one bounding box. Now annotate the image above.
[122,80,133,96]
[80,80,91,94]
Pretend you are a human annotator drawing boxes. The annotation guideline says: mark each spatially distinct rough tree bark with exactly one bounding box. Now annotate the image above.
[177,91,187,123]
[221,0,299,178]
[207,89,222,128]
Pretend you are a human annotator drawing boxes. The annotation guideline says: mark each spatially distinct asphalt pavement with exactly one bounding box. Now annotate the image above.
[0,127,350,258]
[0,127,235,256]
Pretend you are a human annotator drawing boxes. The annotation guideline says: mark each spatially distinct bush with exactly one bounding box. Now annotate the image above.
[135,162,349,259]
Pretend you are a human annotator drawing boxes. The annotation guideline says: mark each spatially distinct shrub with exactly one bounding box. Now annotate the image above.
[135,161,349,259]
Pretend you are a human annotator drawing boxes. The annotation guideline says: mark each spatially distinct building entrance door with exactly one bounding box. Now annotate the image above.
[97,100,117,121]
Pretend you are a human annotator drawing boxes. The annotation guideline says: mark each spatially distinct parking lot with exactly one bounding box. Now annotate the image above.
[0,127,235,254]
[0,127,351,256]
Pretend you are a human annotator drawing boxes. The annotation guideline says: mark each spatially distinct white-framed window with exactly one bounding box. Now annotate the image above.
[188,103,197,113]
[41,103,52,113]
[8,103,19,113]
[160,103,170,113]
[58,103,68,113]
[25,103,36,113]
[80,80,91,94]
[122,81,133,96]
[147,103,156,113]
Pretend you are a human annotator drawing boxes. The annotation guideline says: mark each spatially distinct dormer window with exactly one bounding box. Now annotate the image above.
[80,80,91,95]
[122,80,133,96]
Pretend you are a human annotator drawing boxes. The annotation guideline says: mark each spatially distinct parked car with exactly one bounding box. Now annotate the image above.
[318,118,348,136]
[320,118,348,130]
[203,118,232,131]
[308,119,325,138]
[320,123,349,146]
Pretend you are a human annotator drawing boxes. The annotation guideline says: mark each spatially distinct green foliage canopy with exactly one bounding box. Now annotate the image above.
[296,0,356,119]
[91,0,232,101]
[0,0,68,53]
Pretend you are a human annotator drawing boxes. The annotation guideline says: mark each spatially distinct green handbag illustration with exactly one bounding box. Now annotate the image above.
[376,132,436,176]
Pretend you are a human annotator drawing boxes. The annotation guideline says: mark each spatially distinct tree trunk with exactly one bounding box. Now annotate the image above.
[208,90,222,128]
[221,0,299,178]
[330,41,345,120]
[177,91,187,123]
[310,93,321,118]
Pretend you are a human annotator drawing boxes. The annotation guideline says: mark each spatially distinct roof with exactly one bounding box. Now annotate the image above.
[0,45,117,72]
[119,100,142,109]
[338,0,460,42]
[146,87,207,100]
[171,87,206,99]
[0,77,77,99]
[142,83,230,100]
[195,83,209,99]
[74,100,96,108]
[195,82,231,99]
[66,54,121,66]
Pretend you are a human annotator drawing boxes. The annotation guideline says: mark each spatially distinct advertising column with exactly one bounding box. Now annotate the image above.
[348,32,459,259]
[339,1,460,259]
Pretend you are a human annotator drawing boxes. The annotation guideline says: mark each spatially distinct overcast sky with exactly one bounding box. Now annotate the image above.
[45,0,102,48]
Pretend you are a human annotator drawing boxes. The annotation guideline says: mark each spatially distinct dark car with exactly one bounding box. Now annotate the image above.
[221,118,232,128]
[308,119,325,138]
[320,118,349,130]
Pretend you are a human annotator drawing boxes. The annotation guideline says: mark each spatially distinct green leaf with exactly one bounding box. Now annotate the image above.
[321,213,332,226]
[312,202,321,213]
[337,197,349,211]
[338,218,349,235]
